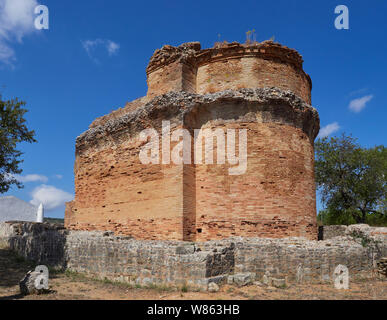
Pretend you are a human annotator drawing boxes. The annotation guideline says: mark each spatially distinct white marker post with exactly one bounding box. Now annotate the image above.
[36,203,44,223]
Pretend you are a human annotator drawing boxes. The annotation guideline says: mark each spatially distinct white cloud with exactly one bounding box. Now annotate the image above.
[82,38,120,63]
[54,174,63,179]
[0,41,14,63]
[0,0,38,65]
[348,88,368,97]
[318,122,340,138]
[30,184,73,210]
[15,173,48,183]
[107,40,120,55]
[349,95,373,113]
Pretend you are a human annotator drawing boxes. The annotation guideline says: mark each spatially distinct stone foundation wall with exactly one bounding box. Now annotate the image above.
[1,222,386,289]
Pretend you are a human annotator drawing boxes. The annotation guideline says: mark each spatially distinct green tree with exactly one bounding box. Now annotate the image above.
[0,96,36,193]
[317,208,357,226]
[315,134,386,225]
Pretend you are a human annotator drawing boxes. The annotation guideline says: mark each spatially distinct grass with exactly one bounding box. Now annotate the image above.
[14,255,27,263]
[181,283,188,293]
[146,283,175,292]
[2,249,32,267]
[43,217,64,225]
[0,240,9,250]
[63,269,88,281]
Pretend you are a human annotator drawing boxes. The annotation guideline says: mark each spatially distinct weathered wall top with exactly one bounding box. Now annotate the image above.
[147,41,307,78]
[196,41,305,73]
[146,42,201,74]
[88,41,313,133]
[76,87,320,153]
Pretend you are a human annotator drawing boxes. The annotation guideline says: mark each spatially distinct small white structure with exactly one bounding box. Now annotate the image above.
[0,196,44,223]
[36,203,44,223]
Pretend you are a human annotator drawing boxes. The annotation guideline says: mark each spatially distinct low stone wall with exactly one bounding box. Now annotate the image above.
[319,225,349,240]
[0,222,234,288]
[233,237,383,282]
[319,224,387,240]
[1,222,67,267]
[65,231,235,288]
[1,222,386,289]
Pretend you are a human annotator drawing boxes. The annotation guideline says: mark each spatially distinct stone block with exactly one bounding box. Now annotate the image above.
[176,245,195,255]
[233,272,255,287]
[271,278,286,288]
[208,282,219,292]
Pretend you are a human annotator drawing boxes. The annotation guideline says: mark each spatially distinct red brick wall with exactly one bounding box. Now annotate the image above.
[66,41,318,241]
[196,57,311,104]
[66,97,318,241]
[66,128,185,240]
[147,61,196,100]
[194,122,317,241]
[146,41,311,103]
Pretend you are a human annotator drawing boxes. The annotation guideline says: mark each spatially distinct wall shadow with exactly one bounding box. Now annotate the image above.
[0,248,35,286]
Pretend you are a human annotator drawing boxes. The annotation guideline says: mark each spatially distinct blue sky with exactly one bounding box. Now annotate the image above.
[0,0,386,218]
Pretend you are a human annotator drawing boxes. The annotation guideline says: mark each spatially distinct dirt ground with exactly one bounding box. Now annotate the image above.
[0,247,386,300]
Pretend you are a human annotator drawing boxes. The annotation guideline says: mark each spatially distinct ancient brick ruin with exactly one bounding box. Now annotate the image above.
[65,41,320,241]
